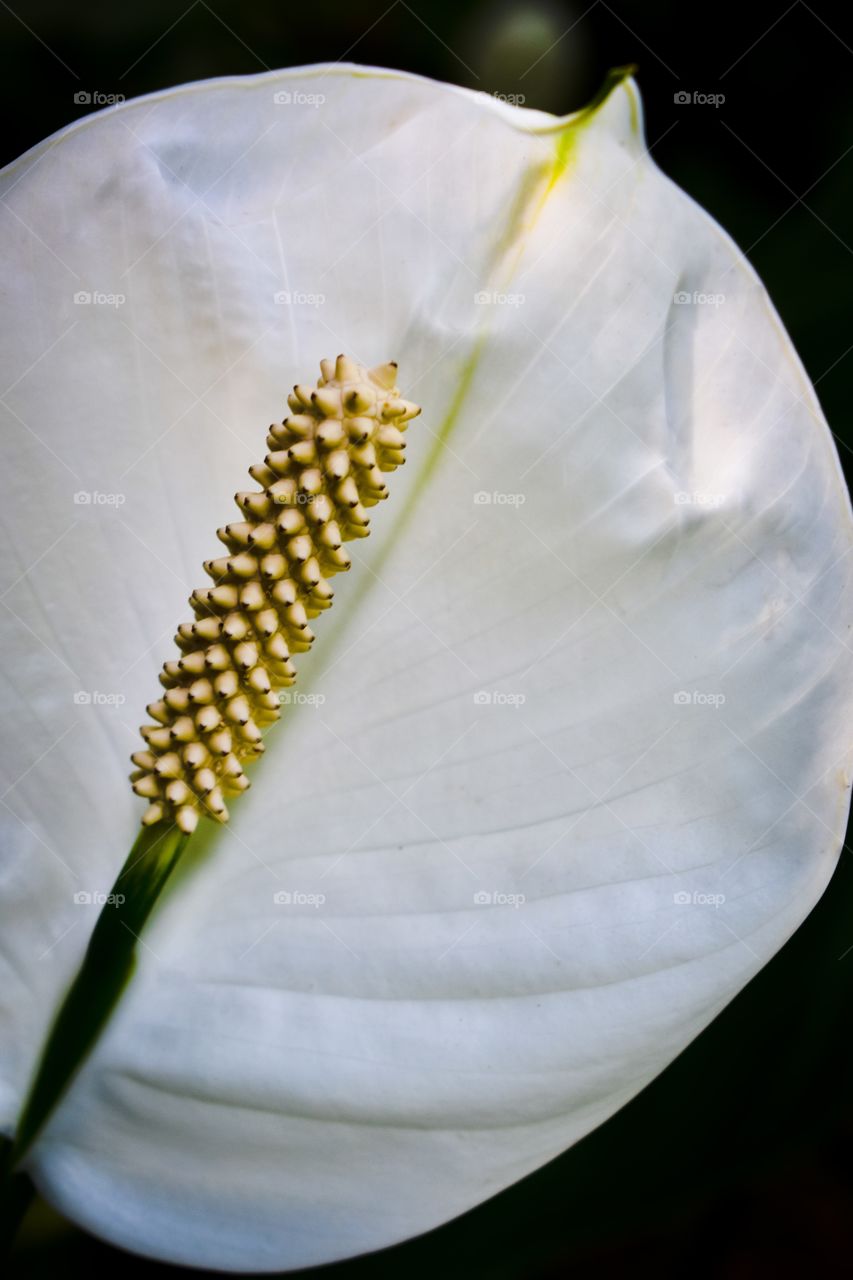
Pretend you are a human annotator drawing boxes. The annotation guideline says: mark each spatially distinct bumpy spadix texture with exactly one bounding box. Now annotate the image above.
[131,356,419,832]
[1,64,852,1275]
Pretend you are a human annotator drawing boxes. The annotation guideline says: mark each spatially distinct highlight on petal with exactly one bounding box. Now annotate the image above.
[1,62,851,1271]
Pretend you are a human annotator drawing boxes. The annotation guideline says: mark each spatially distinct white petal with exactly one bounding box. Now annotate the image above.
[1,64,851,1270]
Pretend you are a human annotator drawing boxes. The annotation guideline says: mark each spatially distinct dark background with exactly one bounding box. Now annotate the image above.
[3,1,852,1276]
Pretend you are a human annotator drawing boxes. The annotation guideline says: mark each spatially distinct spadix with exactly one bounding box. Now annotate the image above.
[132,355,419,831]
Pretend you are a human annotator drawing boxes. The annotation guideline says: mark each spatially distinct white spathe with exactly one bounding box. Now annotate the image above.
[0,63,851,1271]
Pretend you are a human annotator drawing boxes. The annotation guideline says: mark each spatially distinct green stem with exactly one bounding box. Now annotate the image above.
[3,820,190,1178]
[0,1144,35,1252]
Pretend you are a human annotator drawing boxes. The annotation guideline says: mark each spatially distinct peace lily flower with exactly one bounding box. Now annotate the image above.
[1,61,851,1271]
